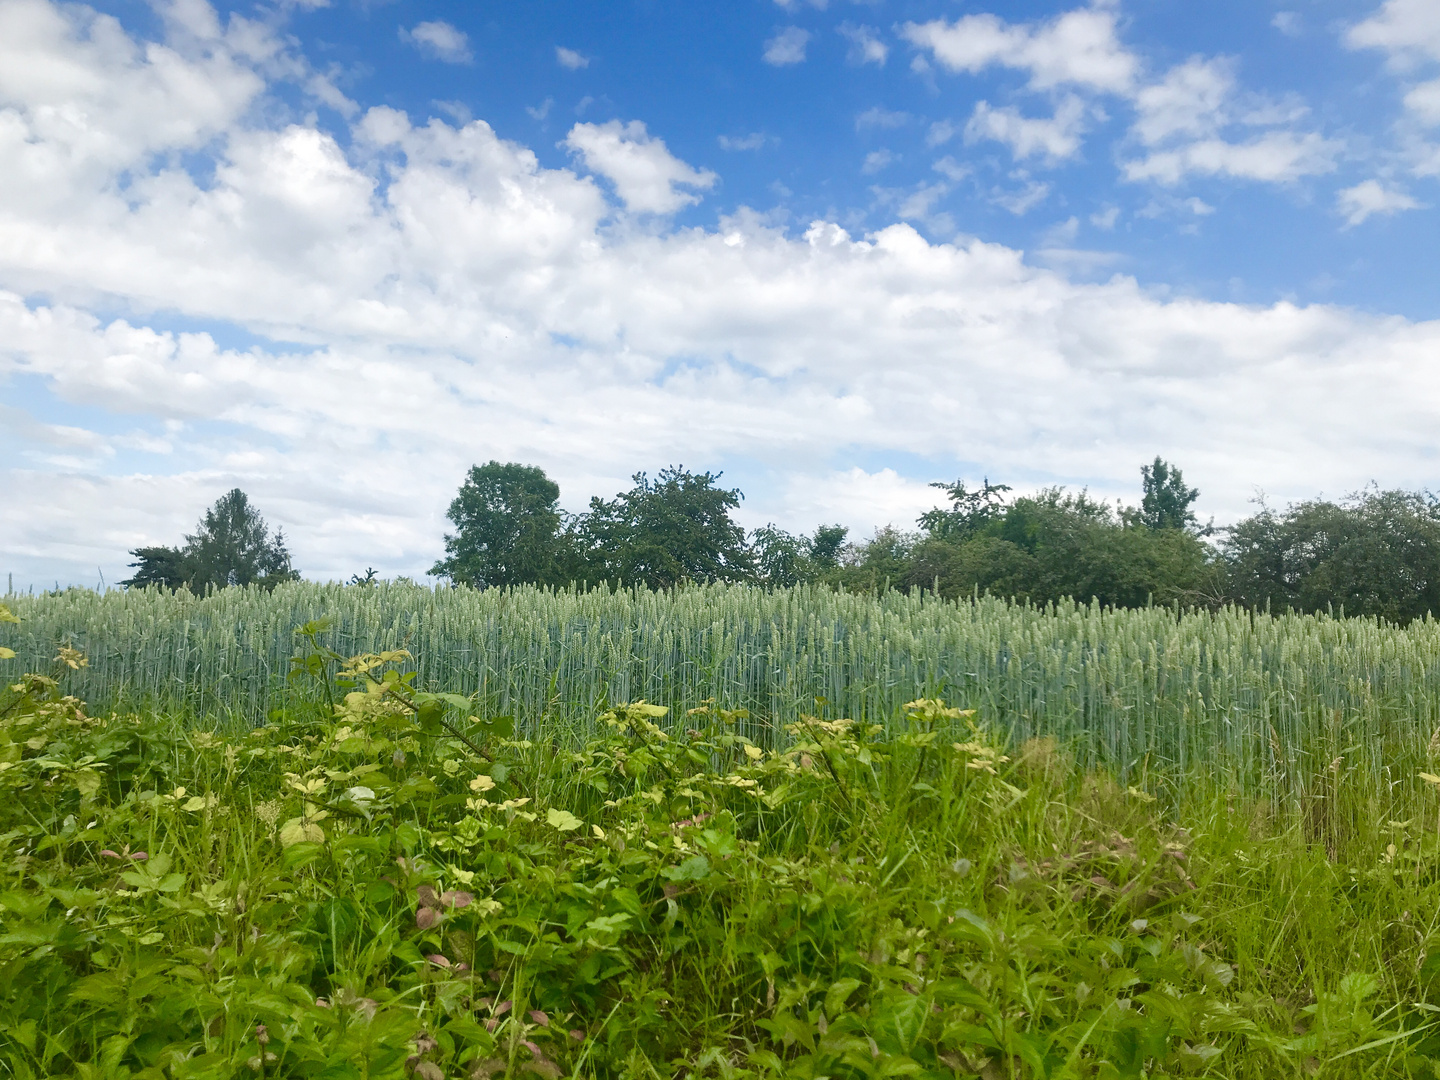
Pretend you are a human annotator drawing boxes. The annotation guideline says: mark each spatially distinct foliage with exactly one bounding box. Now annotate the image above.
[577,467,755,588]
[1137,457,1204,534]
[1,620,1440,1077]
[835,526,920,592]
[121,546,189,590]
[751,524,850,588]
[918,478,1012,543]
[1222,487,1440,622]
[431,463,571,589]
[122,490,298,593]
[830,488,1218,608]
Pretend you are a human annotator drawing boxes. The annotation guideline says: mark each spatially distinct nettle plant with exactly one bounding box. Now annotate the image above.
[0,609,1433,1078]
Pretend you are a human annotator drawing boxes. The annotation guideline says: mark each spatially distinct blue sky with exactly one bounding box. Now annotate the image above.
[2,0,1439,587]
[260,0,1437,314]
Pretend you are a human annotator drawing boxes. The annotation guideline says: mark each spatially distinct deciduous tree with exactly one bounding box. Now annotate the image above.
[431,462,569,588]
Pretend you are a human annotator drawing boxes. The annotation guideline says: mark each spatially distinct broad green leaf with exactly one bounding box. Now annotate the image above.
[280,818,326,847]
[546,808,583,832]
[664,855,711,882]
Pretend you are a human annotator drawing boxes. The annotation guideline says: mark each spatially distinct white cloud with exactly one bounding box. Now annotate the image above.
[718,132,770,151]
[1131,57,1234,145]
[1337,179,1424,224]
[1121,57,1338,187]
[1404,78,1440,123]
[1090,205,1120,229]
[764,26,810,66]
[991,179,1051,215]
[932,156,970,182]
[1272,12,1302,37]
[855,106,911,130]
[861,148,897,174]
[401,20,471,64]
[899,6,1137,94]
[839,23,887,66]
[556,46,589,70]
[1136,195,1213,220]
[1347,0,1440,65]
[1041,216,1080,246]
[0,0,266,179]
[965,96,1088,162]
[1347,1,1440,162]
[895,7,1335,190]
[927,119,958,147]
[526,97,554,121]
[1123,131,1341,185]
[563,119,717,214]
[7,0,1440,587]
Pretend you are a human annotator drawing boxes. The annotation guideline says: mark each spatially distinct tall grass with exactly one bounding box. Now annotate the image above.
[6,581,1440,815]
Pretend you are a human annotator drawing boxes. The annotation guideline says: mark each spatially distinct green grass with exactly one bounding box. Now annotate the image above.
[3,629,1440,1079]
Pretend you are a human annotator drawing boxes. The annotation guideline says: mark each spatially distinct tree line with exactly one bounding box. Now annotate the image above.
[123,461,1440,624]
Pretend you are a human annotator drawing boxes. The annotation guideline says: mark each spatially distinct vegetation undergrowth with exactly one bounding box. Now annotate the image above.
[2,609,1440,1078]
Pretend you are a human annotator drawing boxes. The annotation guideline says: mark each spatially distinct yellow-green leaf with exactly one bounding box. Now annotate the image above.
[546,808,582,832]
[279,818,325,847]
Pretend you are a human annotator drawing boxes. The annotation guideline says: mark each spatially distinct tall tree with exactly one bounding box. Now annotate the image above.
[1222,489,1440,622]
[578,466,755,588]
[808,525,849,570]
[1139,457,1202,532]
[431,462,569,588]
[184,489,298,592]
[120,546,187,589]
[122,490,297,592]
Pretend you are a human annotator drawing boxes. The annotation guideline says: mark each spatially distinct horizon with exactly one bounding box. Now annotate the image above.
[3,0,1439,590]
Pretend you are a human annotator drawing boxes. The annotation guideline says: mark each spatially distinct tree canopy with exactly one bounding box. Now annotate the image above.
[1138,456,1204,533]
[421,456,1440,622]
[577,467,755,589]
[1221,488,1440,623]
[122,489,297,592]
[430,462,569,588]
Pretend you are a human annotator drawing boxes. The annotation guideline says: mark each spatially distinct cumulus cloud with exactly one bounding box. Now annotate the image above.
[1119,56,1340,185]
[1131,58,1234,145]
[899,7,1137,94]
[1404,79,1440,123]
[1347,0,1440,65]
[965,96,1089,162]
[400,20,472,64]
[900,7,1335,186]
[1122,131,1341,185]
[1347,1,1440,166]
[555,46,589,70]
[839,23,887,66]
[1337,179,1424,224]
[562,119,717,214]
[763,26,810,66]
[5,0,1440,588]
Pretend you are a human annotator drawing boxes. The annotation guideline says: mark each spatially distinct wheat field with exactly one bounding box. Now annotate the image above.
[7,582,1440,812]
